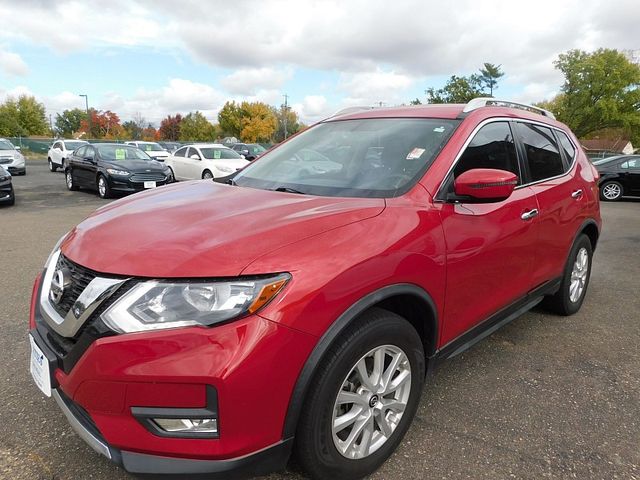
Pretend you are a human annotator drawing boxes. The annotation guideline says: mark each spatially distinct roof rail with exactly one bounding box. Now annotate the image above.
[330,106,377,118]
[463,97,556,120]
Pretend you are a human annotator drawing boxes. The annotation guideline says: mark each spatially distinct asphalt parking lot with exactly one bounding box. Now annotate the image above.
[1,160,639,480]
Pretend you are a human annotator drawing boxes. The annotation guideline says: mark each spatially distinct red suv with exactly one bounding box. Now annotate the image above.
[29,99,601,479]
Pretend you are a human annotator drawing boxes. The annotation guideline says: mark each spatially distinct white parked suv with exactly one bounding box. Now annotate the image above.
[47,139,88,172]
[125,141,170,161]
[165,143,249,180]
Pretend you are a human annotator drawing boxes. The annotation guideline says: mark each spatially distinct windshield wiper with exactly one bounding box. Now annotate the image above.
[273,186,306,194]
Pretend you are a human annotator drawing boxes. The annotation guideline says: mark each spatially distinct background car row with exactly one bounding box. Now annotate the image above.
[0,138,27,175]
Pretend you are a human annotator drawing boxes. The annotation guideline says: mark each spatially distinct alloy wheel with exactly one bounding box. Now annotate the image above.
[569,247,589,303]
[331,344,411,460]
[98,177,107,197]
[602,183,621,200]
[66,171,73,189]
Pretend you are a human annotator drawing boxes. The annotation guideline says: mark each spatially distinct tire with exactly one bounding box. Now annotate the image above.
[167,167,175,183]
[97,174,112,199]
[543,234,593,316]
[294,308,425,480]
[202,170,214,180]
[48,158,57,172]
[65,170,78,191]
[7,190,15,206]
[599,180,623,201]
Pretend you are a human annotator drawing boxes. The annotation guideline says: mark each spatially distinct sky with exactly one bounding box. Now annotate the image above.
[0,0,638,126]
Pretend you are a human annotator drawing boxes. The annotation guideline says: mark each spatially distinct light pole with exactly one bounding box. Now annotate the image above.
[79,94,90,138]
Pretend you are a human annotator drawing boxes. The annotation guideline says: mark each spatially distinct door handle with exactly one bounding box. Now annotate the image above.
[521,209,539,221]
[571,189,583,198]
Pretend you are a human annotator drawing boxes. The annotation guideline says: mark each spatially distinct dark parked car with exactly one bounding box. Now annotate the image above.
[231,142,267,160]
[594,155,640,201]
[65,143,172,199]
[0,165,14,205]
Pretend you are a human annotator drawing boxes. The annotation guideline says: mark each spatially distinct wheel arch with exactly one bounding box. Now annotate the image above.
[281,283,438,440]
[578,218,600,252]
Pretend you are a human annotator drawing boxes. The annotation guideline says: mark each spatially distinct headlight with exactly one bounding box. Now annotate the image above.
[107,168,130,176]
[216,165,234,173]
[101,273,290,333]
[44,232,70,269]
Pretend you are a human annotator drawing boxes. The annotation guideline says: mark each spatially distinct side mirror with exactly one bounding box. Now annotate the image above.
[84,156,96,163]
[240,149,249,156]
[15,146,21,151]
[190,154,200,160]
[454,168,518,202]
[240,154,246,159]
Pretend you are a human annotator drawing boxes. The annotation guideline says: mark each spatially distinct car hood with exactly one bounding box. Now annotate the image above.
[0,149,17,157]
[62,181,385,277]
[146,151,169,157]
[103,160,166,171]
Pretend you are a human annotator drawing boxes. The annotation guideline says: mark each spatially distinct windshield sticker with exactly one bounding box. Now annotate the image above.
[214,150,221,159]
[406,147,426,160]
[115,148,126,160]
[433,126,446,133]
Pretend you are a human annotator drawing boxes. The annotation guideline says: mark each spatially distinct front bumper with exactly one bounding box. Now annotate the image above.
[107,175,170,193]
[7,165,25,175]
[29,272,317,475]
[0,181,13,202]
[53,387,292,476]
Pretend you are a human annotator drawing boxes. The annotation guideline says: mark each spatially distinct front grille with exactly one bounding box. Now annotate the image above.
[0,158,12,164]
[130,173,166,183]
[52,255,97,318]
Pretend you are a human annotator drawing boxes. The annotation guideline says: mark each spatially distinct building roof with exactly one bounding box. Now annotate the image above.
[581,138,631,152]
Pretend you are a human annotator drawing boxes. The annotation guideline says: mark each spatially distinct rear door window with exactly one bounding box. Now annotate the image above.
[515,122,565,182]
[174,147,187,157]
[556,131,576,163]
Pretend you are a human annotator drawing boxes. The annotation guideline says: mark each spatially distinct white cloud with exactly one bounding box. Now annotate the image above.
[338,69,415,106]
[292,95,332,123]
[220,67,293,95]
[0,49,29,76]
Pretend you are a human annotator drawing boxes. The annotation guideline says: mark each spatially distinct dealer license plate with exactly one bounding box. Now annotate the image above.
[29,334,51,397]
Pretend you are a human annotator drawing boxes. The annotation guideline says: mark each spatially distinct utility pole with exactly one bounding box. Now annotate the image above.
[79,94,90,138]
[49,114,53,138]
[282,93,289,140]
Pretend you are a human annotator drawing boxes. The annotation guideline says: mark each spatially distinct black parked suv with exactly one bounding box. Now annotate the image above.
[0,165,14,205]
[594,155,640,201]
[231,142,267,161]
[65,143,172,199]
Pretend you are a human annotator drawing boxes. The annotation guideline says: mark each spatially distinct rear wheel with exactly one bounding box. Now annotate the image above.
[600,181,623,201]
[48,158,57,172]
[202,170,214,180]
[543,234,593,315]
[66,170,78,191]
[294,308,425,480]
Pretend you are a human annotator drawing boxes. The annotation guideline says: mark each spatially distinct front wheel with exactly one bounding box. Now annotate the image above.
[167,167,175,183]
[202,170,214,180]
[543,234,593,315]
[97,174,112,199]
[66,170,78,191]
[600,181,623,201]
[294,308,425,480]
[48,158,57,172]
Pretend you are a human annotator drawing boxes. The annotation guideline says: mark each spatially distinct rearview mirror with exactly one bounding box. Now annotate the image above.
[454,168,518,202]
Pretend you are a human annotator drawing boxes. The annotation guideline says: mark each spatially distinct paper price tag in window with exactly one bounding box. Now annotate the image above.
[214,150,221,159]
[406,148,425,160]
[115,149,126,160]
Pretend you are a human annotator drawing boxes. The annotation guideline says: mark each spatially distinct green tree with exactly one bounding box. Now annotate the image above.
[426,75,484,104]
[273,105,301,142]
[547,49,640,138]
[409,98,422,105]
[479,63,504,96]
[179,111,215,141]
[218,101,243,137]
[55,108,86,137]
[122,120,142,140]
[0,95,48,136]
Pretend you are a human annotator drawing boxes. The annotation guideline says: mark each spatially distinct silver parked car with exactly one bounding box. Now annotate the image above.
[0,138,26,175]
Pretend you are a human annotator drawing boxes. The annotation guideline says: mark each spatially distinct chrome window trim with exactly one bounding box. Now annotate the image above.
[434,117,577,201]
[39,250,129,338]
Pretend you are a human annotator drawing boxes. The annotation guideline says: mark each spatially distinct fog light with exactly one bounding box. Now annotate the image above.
[152,418,218,434]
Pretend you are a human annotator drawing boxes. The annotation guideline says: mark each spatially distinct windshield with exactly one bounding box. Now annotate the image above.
[97,145,152,161]
[233,118,459,197]
[200,147,243,160]
[65,141,86,150]
[139,143,165,152]
[249,144,267,155]
[0,140,15,150]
